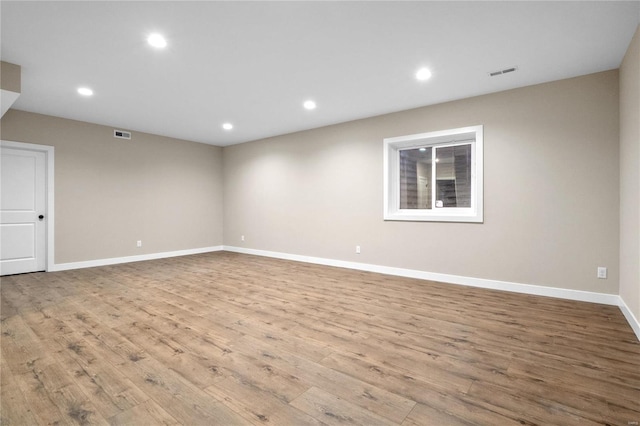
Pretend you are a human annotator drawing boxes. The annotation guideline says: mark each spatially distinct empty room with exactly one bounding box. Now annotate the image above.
[1,1,639,425]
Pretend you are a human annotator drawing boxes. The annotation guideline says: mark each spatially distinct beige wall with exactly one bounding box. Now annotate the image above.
[0,110,224,264]
[620,26,640,321]
[1,61,21,93]
[223,70,620,294]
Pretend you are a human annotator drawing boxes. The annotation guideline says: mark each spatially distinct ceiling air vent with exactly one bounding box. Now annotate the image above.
[114,129,131,139]
[489,66,517,77]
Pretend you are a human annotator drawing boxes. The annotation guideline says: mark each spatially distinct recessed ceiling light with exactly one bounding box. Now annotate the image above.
[77,87,93,96]
[419,148,426,152]
[222,123,233,130]
[303,100,316,110]
[147,33,167,49]
[415,67,432,81]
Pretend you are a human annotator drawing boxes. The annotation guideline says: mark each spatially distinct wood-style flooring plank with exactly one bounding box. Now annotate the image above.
[401,402,475,426]
[230,334,417,424]
[0,347,42,425]
[19,308,150,421]
[108,399,180,426]
[290,386,398,426]
[204,375,322,426]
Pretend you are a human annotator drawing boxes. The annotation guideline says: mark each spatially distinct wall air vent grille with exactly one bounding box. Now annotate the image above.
[489,67,518,77]
[114,130,132,139]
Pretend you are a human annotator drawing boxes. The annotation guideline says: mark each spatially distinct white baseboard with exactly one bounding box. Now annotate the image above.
[223,246,621,306]
[618,297,640,342]
[51,246,224,272]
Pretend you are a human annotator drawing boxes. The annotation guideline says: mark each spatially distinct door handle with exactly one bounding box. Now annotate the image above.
[38,215,44,220]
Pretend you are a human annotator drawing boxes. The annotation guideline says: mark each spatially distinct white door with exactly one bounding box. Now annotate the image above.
[0,146,47,275]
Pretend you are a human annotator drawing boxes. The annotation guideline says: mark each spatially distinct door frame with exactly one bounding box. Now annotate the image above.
[1,140,55,272]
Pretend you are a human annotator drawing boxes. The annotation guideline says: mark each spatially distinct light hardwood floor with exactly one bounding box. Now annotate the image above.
[1,251,639,425]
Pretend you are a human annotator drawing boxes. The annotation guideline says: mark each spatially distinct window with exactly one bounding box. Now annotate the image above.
[384,125,483,222]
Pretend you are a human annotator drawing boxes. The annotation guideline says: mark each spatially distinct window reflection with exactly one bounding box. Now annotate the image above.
[399,144,471,210]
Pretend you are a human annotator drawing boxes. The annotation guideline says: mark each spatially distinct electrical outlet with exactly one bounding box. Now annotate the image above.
[136,240,142,248]
[241,235,245,242]
[356,245,361,254]
[597,267,607,279]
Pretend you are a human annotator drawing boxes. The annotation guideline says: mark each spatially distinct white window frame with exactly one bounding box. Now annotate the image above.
[383,125,483,223]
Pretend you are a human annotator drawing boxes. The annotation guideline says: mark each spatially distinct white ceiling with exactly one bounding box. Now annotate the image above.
[1,1,638,147]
